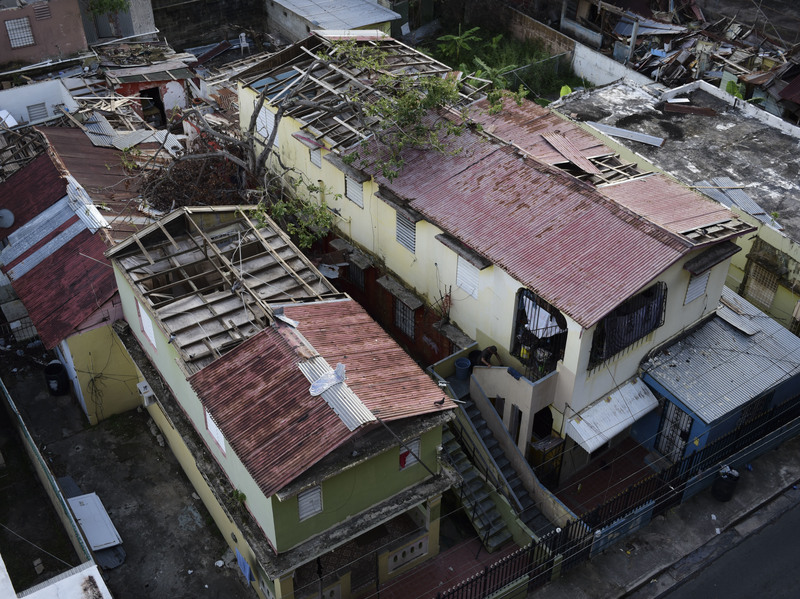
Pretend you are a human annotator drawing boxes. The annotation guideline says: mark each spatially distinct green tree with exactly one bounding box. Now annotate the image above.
[87,0,129,15]
[437,25,481,63]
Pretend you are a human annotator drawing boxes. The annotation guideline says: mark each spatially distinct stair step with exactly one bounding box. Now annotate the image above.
[464,487,490,508]
[494,455,510,471]
[486,529,513,552]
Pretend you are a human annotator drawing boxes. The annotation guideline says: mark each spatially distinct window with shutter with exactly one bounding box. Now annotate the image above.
[309,147,321,167]
[256,105,278,146]
[345,175,363,207]
[684,271,710,305]
[26,102,48,122]
[457,256,479,298]
[298,486,322,521]
[396,212,415,253]
[399,438,420,469]
[137,300,157,349]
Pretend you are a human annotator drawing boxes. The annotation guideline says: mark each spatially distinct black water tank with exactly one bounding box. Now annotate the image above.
[44,360,68,396]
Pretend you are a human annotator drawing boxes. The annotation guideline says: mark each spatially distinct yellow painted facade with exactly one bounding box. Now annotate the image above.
[64,324,141,425]
[239,86,733,454]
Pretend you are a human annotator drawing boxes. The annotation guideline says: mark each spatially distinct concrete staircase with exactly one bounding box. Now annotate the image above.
[462,399,555,538]
[442,429,513,552]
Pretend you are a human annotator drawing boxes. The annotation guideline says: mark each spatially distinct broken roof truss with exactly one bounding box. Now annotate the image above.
[110,207,343,372]
[240,33,490,150]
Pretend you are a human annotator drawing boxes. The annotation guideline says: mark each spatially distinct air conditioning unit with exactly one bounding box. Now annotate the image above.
[136,381,157,407]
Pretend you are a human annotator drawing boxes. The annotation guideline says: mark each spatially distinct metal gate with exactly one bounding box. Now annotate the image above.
[655,401,693,463]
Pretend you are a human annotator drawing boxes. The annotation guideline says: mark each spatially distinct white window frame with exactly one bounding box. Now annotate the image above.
[684,271,710,305]
[309,146,321,168]
[394,299,415,338]
[137,299,157,349]
[345,175,363,207]
[298,486,322,521]
[256,105,278,147]
[396,212,416,254]
[205,408,226,455]
[457,256,480,299]
[399,438,420,470]
[5,17,34,49]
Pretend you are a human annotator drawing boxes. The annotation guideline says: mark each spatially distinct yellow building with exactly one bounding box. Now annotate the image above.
[106,207,457,599]
[236,32,755,485]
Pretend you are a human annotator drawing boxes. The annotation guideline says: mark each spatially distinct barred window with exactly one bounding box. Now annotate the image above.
[744,263,778,310]
[6,17,35,48]
[395,299,415,338]
[589,282,667,369]
[347,262,365,290]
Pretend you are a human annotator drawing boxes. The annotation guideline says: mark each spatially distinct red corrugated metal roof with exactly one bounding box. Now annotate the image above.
[189,299,451,497]
[599,175,735,235]
[470,98,610,166]
[40,127,144,243]
[0,153,65,236]
[283,300,450,421]
[358,136,688,327]
[11,231,117,348]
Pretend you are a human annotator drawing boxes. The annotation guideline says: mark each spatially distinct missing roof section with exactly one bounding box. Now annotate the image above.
[239,33,489,151]
[110,206,343,372]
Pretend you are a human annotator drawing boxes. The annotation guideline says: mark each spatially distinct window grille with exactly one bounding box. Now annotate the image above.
[589,282,667,369]
[298,486,322,521]
[347,262,365,289]
[456,256,479,298]
[5,17,34,48]
[395,299,415,338]
[512,289,567,380]
[744,263,778,310]
[309,146,321,167]
[396,212,415,253]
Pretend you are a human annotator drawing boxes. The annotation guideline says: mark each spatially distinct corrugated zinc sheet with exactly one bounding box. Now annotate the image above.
[298,357,376,431]
[10,230,117,348]
[40,127,146,243]
[358,135,689,327]
[643,288,800,424]
[283,300,451,421]
[469,98,610,166]
[189,326,354,498]
[0,153,65,237]
[273,0,400,29]
[599,175,736,235]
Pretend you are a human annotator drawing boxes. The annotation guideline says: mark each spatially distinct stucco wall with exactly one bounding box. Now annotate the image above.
[0,0,87,66]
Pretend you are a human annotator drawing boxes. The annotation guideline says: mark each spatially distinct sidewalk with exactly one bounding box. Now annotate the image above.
[531,434,800,599]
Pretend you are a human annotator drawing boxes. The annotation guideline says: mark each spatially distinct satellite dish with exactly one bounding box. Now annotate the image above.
[0,209,14,229]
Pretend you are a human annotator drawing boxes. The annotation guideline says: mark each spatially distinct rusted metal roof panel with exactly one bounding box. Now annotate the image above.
[469,98,609,166]
[778,73,800,103]
[360,138,688,327]
[39,127,146,244]
[190,298,452,497]
[10,231,117,348]
[189,326,354,498]
[283,300,452,421]
[599,175,738,235]
[0,153,65,237]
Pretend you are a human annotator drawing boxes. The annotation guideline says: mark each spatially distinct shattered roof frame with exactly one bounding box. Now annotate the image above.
[239,32,489,150]
[108,206,343,372]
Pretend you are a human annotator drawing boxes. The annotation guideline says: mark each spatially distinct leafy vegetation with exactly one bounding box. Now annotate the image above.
[426,26,586,104]
[87,0,130,15]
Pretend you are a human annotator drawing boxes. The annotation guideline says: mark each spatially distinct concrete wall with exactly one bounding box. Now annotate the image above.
[0,79,79,127]
[0,378,93,565]
[0,0,87,66]
[150,0,264,50]
[265,0,391,42]
[65,325,141,425]
[503,5,653,87]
